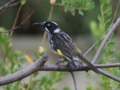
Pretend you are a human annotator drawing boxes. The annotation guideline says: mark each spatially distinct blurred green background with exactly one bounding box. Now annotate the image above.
[0,0,119,35]
[0,0,120,90]
[0,0,100,35]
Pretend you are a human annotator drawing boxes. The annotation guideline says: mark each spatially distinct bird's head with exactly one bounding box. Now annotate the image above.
[33,21,61,34]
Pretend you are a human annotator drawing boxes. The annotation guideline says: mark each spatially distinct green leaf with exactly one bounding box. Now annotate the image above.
[63,86,71,90]
[78,10,84,15]
[64,7,69,12]
[97,14,102,24]
[86,85,94,90]
[61,0,95,15]
[21,0,27,5]
[70,8,75,16]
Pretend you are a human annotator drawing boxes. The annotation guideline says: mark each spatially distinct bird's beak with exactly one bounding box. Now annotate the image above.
[33,22,45,27]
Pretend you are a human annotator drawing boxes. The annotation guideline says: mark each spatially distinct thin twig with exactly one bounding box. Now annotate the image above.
[0,1,20,11]
[83,36,105,57]
[24,0,44,89]
[92,17,120,64]
[70,72,78,90]
[26,75,34,90]
[0,0,16,11]
[24,1,53,89]
[8,1,20,8]
[0,0,13,15]
[92,1,120,64]
[1,5,22,76]
[99,69,120,82]
[110,0,120,27]
[0,0,42,33]
[40,5,54,47]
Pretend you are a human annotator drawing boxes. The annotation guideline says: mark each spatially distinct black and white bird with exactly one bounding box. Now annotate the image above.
[33,21,100,74]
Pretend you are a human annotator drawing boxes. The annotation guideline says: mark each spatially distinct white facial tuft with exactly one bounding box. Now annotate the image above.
[52,22,58,25]
[45,27,50,33]
[53,28,61,33]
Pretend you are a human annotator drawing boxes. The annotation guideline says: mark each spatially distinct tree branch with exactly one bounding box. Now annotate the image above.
[0,53,120,86]
[0,0,15,15]
[92,17,120,64]
[38,63,120,71]
[99,69,120,82]
[0,0,20,11]
[0,54,49,86]
[8,1,20,8]
[40,63,120,82]
[83,36,104,57]
[0,0,42,33]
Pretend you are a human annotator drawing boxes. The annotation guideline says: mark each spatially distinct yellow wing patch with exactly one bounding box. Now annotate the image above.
[57,49,65,57]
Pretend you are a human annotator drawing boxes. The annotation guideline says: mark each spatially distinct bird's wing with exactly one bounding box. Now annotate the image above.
[54,33,77,67]
[61,32,72,42]
[49,36,58,54]
[59,44,77,67]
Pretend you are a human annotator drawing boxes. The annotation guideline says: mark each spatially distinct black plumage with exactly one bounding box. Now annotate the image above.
[33,21,100,74]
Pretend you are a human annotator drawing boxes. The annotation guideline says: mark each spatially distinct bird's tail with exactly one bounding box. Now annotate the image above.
[77,53,100,74]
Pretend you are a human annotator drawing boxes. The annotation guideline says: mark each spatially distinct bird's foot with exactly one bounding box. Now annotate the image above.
[55,60,66,65]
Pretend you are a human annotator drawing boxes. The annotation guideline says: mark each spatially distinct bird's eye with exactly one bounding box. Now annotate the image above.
[47,23,51,27]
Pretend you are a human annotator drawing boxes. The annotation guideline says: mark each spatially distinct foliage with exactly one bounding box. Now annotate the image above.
[0,28,65,90]
[0,28,25,74]
[21,0,27,5]
[86,84,94,90]
[0,0,120,90]
[0,0,99,35]
[60,0,95,15]
[88,0,120,90]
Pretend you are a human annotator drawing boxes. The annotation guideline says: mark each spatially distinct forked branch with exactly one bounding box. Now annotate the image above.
[0,53,120,86]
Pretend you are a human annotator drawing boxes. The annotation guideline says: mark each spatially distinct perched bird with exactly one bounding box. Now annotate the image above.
[33,21,100,74]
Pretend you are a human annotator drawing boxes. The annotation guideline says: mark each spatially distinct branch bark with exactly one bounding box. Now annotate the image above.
[8,1,20,8]
[99,69,120,82]
[0,54,49,86]
[0,0,20,11]
[0,0,42,33]
[40,63,120,71]
[83,36,104,57]
[0,0,120,86]
[92,17,120,64]
[0,53,120,86]
[0,0,15,15]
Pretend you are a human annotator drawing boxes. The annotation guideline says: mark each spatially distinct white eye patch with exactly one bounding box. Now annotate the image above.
[47,23,50,27]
